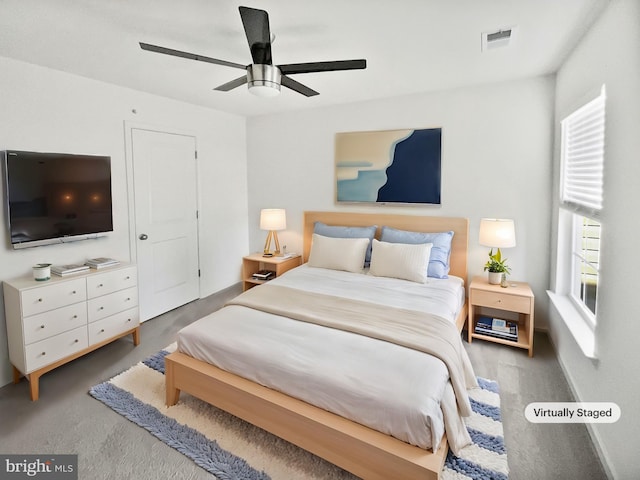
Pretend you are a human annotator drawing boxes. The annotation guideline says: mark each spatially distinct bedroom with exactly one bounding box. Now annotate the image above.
[0,1,638,479]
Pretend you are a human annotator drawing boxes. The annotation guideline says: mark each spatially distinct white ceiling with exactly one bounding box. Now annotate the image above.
[0,0,608,117]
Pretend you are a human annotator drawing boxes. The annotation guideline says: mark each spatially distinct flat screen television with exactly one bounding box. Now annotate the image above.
[2,150,113,249]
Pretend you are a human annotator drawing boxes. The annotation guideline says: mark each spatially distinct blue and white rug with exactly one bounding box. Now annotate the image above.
[90,344,508,479]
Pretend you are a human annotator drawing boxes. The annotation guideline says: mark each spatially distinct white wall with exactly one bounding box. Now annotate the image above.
[247,76,554,318]
[549,1,640,478]
[0,56,249,387]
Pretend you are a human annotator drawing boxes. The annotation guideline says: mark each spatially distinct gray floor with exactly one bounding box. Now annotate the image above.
[465,331,608,480]
[0,285,608,480]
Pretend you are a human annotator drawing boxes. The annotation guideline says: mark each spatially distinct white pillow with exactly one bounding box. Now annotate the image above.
[307,234,369,273]
[369,239,433,283]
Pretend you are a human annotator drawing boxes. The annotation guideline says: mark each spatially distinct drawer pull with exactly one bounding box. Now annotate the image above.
[98,283,104,287]
[100,329,105,333]
[73,315,78,319]
[41,352,46,356]
[127,318,131,323]
[74,339,79,343]
[72,290,77,294]
[125,276,130,280]
[98,306,104,310]
[38,298,43,302]
[126,297,131,301]
[40,325,45,329]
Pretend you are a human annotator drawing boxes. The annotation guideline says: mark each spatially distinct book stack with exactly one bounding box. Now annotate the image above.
[252,270,275,281]
[474,316,518,342]
[52,264,90,276]
[85,257,120,269]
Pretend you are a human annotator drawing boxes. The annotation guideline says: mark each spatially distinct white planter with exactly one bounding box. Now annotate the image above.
[32,263,51,281]
[488,272,502,285]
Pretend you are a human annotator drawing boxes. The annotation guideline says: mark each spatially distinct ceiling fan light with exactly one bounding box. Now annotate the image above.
[249,83,281,97]
[247,64,281,97]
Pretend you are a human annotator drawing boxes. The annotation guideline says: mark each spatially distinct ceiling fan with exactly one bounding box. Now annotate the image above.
[140,6,367,97]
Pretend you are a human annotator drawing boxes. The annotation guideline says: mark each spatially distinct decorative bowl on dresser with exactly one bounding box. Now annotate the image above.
[3,263,140,400]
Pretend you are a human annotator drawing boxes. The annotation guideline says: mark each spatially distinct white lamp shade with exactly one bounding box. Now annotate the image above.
[479,218,516,248]
[260,209,286,231]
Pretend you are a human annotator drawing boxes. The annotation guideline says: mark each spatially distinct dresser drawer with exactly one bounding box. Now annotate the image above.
[23,303,88,345]
[88,308,140,345]
[87,286,138,322]
[21,279,87,317]
[24,326,88,373]
[87,266,137,298]
[472,289,532,313]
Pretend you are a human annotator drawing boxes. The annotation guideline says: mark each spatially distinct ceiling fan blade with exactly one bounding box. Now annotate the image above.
[278,59,367,75]
[214,75,248,91]
[140,42,246,70]
[238,6,272,65]
[281,75,319,97]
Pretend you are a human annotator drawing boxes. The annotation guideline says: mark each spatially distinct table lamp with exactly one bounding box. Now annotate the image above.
[260,209,286,257]
[479,218,516,286]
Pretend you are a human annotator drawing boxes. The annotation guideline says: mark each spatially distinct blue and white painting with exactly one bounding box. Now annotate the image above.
[335,128,442,204]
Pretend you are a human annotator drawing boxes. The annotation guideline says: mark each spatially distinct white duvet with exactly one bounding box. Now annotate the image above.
[177,264,472,453]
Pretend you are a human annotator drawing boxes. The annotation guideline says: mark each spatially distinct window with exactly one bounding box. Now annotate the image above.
[550,86,605,358]
[560,89,605,212]
[571,215,600,324]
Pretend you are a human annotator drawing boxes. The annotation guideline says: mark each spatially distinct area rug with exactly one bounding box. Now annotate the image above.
[90,344,508,479]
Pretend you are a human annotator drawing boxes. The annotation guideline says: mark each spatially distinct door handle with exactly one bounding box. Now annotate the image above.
[139,234,148,240]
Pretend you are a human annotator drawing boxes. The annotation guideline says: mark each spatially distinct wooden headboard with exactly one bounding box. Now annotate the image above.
[303,211,469,281]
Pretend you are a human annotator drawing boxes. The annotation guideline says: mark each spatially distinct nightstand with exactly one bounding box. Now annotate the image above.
[242,253,302,291]
[467,276,535,356]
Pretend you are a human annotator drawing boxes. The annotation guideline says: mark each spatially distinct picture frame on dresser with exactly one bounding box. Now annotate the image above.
[3,263,140,400]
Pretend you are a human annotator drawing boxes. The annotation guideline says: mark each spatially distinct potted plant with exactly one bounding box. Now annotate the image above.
[483,248,511,285]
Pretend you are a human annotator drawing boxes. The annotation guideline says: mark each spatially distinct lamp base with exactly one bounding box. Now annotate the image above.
[263,230,281,257]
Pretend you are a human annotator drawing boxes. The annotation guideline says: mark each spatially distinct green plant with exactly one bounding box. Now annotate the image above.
[483,248,511,274]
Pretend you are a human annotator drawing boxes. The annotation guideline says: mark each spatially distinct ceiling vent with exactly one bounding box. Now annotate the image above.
[481,27,515,51]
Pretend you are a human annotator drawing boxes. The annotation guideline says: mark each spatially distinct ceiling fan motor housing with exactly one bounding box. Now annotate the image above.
[247,64,281,96]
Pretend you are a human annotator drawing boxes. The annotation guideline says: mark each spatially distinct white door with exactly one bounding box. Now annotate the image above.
[131,128,200,321]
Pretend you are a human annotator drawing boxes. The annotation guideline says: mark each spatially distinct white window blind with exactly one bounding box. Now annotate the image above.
[560,86,606,213]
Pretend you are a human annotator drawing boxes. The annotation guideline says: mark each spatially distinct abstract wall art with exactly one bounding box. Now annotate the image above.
[335,128,442,205]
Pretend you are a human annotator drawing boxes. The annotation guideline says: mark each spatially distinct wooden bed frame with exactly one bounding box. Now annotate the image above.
[165,212,469,480]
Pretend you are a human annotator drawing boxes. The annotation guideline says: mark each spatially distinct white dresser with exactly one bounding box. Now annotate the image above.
[3,263,140,400]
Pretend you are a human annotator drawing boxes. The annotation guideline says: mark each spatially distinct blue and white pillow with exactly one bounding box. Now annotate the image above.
[313,222,377,266]
[380,226,454,278]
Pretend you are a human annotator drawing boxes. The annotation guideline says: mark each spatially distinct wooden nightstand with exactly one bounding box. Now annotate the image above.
[467,276,535,356]
[242,253,302,291]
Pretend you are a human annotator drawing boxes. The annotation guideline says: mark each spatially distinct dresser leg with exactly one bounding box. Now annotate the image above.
[12,365,22,384]
[13,366,41,401]
[132,327,140,346]
[27,372,41,401]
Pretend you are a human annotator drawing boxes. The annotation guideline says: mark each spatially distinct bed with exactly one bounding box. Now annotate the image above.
[165,211,474,480]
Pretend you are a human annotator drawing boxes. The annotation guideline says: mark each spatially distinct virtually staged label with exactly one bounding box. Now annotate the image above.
[525,402,620,423]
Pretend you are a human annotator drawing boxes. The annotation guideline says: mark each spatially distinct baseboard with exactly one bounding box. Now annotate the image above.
[208,282,242,297]
[546,331,615,480]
